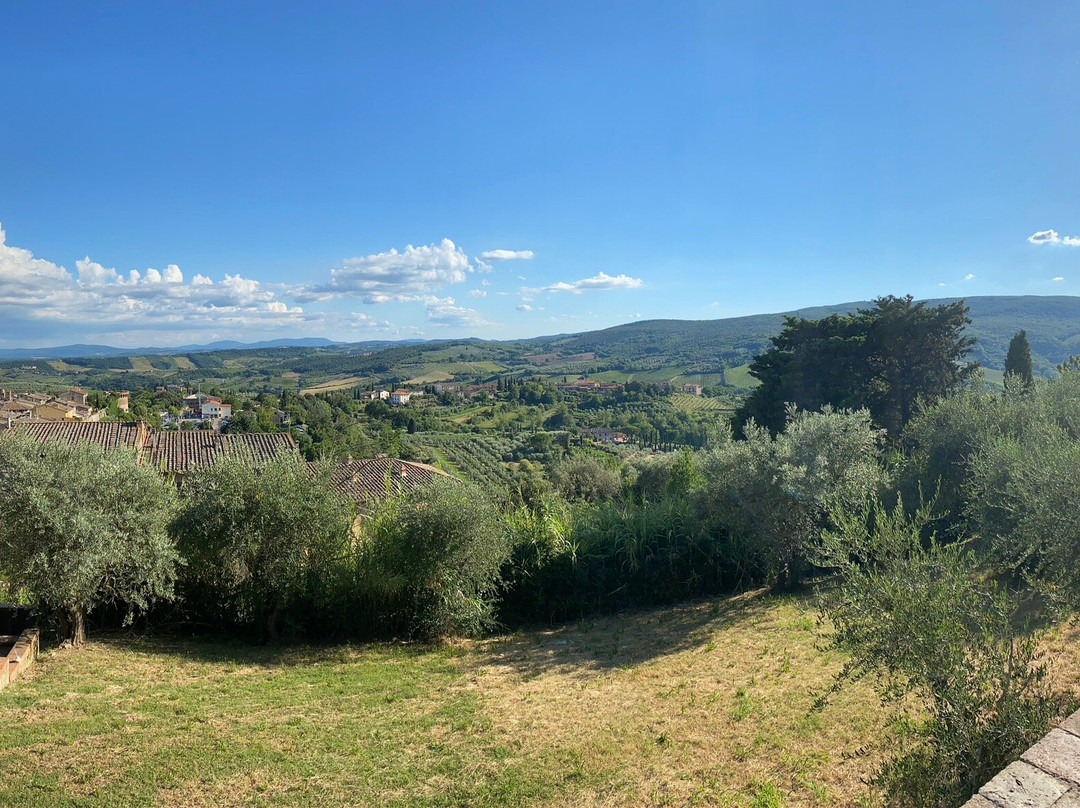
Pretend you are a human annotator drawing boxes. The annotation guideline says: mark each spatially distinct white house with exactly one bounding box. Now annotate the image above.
[200,397,232,419]
[389,389,412,406]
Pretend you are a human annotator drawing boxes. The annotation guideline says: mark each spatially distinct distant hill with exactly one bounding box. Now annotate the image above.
[528,296,1080,376]
[0,337,342,360]
[1,295,1076,392]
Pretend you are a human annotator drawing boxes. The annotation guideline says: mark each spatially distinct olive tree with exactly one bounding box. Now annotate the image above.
[816,498,1061,808]
[357,480,508,640]
[171,453,352,640]
[697,406,886,588]
[0,432,179,644]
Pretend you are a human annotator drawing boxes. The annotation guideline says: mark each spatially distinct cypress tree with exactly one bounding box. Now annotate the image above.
[1004,330,1034,389]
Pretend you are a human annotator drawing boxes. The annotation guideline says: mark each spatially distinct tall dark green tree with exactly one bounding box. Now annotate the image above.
[1004,329,1034,389]
[735,296,975,438]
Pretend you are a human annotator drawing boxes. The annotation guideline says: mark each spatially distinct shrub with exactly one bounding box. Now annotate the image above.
[549,455,622,503]
[696,406,886,589]
[171,454,352,640]
[0,432,179,644]
[817,498,1064,808]
[356,480,508,639]
[966,422,1080,608]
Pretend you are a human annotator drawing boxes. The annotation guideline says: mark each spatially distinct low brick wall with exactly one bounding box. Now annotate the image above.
[963,708,1080,807]
[0,628,40,693]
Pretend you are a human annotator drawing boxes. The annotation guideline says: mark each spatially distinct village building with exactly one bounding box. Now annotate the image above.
[682,384,704,396]
[580,426,631,445]
[33,403,79,421]
[199,397,232,419]
[57,388,89,407]
[0,388,104,424]
[389,389,412,406]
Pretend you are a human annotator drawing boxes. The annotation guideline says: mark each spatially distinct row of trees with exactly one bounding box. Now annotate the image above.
[0,435,505,645]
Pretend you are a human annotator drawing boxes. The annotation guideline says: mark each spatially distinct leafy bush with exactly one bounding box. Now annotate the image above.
[549,455,622,503]
[355,480,508,640]
[0,432,179,643]
[697,406,886,588]
[817,498,1065,808]
[966,422,1080,608]
[171,454,352,640]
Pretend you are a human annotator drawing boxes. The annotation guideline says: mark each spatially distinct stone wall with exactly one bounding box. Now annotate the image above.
[0,628,40,693]
[963,708,1080,807]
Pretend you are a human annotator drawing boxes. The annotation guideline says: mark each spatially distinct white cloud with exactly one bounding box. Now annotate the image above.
[481,249,534,261]
[422,296,492,328]
[0,222,309,342]
[1029,229,1060,244]
[307,238,470,304]
[468,289,487,298]
[344,312,393,330]
[1028,229,1080,246]
[480,278,491,287]
[516,304,533,312]
[964,273,976,281]
[534,272,645,294]
[1053,276,1065,282]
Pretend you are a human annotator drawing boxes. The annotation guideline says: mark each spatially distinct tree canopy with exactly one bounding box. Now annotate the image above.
[0,432,179,644]
[735,295,976,438]
[1004,329,1034,389]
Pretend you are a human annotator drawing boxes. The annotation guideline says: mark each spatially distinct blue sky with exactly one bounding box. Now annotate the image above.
[1,1,1078,348]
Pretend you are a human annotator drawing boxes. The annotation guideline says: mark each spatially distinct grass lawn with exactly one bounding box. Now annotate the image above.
[4,592,1079,808]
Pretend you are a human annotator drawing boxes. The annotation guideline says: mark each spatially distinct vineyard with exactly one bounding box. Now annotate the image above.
[669,392,730,412]
[406,432,524,498]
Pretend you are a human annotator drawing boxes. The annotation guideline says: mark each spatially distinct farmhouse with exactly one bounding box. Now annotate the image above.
[580,426,631,445]
[199,397,232,419]
[389,389,412,406]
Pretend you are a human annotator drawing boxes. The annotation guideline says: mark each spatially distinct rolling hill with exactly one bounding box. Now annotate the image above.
[0,295,1076,393]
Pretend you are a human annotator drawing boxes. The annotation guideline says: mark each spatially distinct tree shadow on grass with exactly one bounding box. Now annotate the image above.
[85,630,441,670]
[78,588,809,675]
[472,588,803,682]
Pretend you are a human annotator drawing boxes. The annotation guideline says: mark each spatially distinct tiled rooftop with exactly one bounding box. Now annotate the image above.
[146,431,298,473]
[318,457,452,508]
[3,421,448,502]
[7,420,148,452]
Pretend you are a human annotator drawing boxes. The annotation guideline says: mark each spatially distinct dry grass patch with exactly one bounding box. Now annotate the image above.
[468,592,888,807]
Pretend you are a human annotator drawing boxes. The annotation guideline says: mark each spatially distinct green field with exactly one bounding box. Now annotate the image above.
[0,593,903,808]
[725,364,757,389]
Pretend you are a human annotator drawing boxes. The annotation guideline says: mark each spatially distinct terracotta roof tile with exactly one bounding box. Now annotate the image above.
[146,431,297,473]
[315,457,453,508]
[4,420,149,452]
